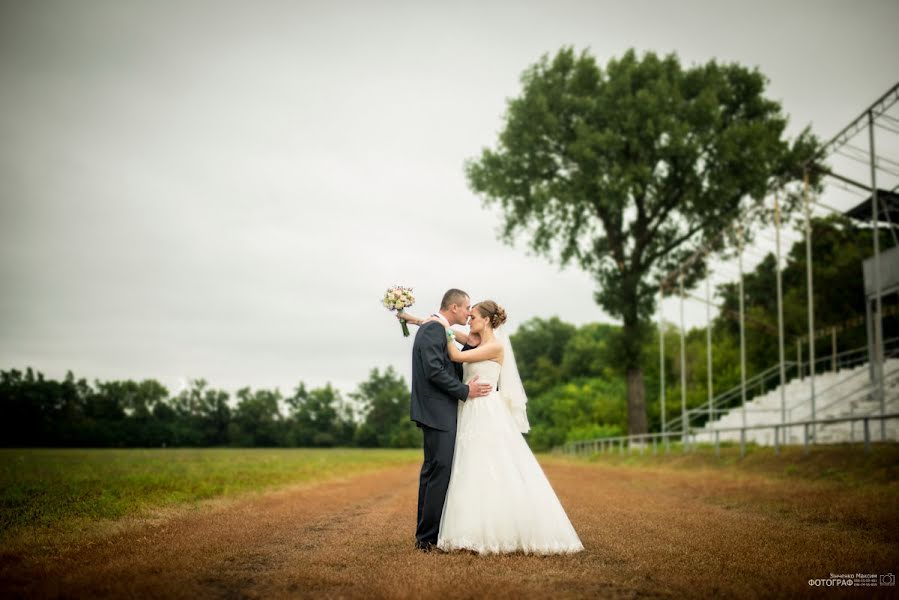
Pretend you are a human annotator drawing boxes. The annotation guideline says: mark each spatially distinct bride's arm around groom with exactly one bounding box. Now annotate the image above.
[416,321,490,403]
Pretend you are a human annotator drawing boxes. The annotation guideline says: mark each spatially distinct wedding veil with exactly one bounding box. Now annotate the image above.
[495,327,530,433]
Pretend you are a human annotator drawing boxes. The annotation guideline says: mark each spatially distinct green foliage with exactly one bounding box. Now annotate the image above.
[232,387,283,447]
[511,317,630,450]
[651,324,743,430]
[717,215,897,371]
[350,367,420,448]
[528,377,627,451]
[285,384,355,447]
[468,47,815,322]
[565,423,624,444]
[561,322,622,380]
[1,371,374,449]
[170,379,232,446]
[510,317,577,396]
[0,363,425,450]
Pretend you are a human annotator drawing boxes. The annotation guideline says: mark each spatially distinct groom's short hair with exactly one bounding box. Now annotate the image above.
[441,288,469,310]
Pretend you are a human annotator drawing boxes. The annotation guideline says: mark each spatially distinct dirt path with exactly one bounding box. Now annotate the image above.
[1,460,896,599]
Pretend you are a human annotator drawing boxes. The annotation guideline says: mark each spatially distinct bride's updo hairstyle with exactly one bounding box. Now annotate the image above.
[474,300,507,329]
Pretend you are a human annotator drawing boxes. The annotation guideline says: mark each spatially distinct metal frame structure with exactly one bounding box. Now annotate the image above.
[564,413,899,458]
[570,82,899,456]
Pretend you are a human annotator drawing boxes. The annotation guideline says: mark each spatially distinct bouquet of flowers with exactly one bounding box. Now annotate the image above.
[382,286,415,337]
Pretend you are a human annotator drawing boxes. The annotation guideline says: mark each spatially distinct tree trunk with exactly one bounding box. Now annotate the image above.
[626,367,648,436]
[622,308,648,436]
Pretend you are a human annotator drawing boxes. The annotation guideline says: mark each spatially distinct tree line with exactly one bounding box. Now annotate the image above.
[0,366,418,449]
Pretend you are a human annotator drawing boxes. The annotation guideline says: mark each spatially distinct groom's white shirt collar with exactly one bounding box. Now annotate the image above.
[432,313,450,328]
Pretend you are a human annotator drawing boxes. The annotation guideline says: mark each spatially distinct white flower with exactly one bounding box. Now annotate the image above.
[383,285,413,315]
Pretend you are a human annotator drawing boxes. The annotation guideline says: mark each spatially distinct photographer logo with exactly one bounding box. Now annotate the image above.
[809,573,894,587]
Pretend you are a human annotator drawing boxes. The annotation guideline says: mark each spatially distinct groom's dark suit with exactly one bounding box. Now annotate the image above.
[410,321,470,548]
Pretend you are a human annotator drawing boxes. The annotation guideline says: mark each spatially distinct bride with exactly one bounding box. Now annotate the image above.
[411,300,583,555]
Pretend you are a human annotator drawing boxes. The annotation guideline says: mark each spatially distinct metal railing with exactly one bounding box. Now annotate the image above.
[846,397,899,442]
[804,335,899,374]
[565,372,898,456]
[562,337,899,458]
[563,412,899,458]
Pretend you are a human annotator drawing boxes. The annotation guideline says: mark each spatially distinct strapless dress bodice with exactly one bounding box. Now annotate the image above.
[462,360,501,387]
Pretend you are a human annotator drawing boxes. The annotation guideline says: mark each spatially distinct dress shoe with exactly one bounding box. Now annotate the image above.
[414,541,438,553]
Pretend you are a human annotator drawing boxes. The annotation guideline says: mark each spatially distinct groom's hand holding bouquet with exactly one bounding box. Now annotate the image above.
[382,286,415,337]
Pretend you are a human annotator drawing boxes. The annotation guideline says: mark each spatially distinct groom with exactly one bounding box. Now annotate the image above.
[410,288,492,552]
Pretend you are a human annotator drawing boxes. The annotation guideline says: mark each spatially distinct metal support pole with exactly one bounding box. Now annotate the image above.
[869,111,886,440]
[775,193,788,430]
[714,430,720,457]
[706,275,714,428]
[831,328,837,373]
[738,225,747,430]
[679,274,688,449]
[864,418,871,454]
[659,287,666,441]
[740,428,746,459]
[797,338,803,381]
[803,169,816,441]
[866,298,875,384]
[774,425,780,456]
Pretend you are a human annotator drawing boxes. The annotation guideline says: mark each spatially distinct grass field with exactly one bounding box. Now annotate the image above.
[0,447,421,549]
[4,443,896,552]
[553,441,899,485]
[1,445,897,598]
[552,443,899,550]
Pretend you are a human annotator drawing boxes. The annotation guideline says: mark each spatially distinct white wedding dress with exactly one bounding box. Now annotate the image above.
[437,359,584,555]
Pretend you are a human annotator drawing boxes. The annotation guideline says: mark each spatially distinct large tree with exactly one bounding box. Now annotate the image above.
[467,48,817,434]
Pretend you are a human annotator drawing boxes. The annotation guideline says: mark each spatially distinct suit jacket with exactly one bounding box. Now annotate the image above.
[409,321,470,431]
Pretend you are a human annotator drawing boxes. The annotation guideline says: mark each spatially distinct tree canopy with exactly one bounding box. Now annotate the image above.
[467,47,817,433]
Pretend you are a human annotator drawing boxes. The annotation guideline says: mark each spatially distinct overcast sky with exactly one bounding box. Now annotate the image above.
[1,0,898,399]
